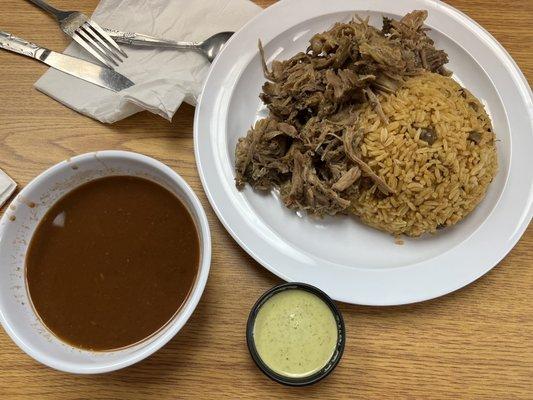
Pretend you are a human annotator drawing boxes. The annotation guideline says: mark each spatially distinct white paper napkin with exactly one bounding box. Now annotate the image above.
[34,0,262,123]
[0,170,16,208]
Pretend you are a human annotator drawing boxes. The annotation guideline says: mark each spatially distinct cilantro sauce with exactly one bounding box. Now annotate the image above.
[253,289,338,378]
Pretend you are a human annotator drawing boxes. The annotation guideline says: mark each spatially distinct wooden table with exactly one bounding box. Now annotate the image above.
[0,1,531,398]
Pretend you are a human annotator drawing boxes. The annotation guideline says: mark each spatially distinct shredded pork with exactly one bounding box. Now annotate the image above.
[235,10,449,216]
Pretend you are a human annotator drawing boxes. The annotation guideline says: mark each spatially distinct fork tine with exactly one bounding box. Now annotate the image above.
[71,32,115,69]
[78,25,121,64]
[86,19,128,58]
[81,25,122,64]
[76,29,118,67]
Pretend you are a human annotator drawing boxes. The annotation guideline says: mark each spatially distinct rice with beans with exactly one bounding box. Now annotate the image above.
[350,72,498,237]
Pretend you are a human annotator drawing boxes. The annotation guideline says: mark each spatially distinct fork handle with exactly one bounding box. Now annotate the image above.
[26,0,70,20]
[0,31,47,59]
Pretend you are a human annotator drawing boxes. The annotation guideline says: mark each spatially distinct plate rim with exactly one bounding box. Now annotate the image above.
[194,0,533,305]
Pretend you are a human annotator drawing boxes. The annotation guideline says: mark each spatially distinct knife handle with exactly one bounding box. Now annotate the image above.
[0,31,46,59]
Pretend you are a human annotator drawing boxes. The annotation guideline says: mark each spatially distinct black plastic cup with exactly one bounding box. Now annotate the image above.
[246,282,345,386]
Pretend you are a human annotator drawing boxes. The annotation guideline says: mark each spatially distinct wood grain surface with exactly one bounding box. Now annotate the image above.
[0,1,532,399]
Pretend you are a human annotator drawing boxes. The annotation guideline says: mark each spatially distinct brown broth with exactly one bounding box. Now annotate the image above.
[26,176,200,351]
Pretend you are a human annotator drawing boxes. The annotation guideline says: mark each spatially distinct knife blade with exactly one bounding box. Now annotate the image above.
[0,31,134,92]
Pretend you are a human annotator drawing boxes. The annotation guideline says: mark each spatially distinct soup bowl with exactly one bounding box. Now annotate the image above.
[0,151,211,374]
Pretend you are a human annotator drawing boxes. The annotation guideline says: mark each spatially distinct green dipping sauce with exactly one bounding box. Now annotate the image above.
[253,289,339,378]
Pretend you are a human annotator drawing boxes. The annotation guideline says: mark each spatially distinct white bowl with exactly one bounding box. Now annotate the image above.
[0,151,211,374]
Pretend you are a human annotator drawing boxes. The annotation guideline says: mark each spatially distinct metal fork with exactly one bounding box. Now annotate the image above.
[27,0,127,69]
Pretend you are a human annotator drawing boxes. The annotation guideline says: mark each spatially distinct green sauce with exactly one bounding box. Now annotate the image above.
[253,289,338,378]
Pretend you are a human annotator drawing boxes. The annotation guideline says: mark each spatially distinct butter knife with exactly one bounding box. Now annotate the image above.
[0,31,134,92]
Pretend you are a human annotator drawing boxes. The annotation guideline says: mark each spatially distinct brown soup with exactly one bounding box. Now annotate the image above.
[26,176,200,351]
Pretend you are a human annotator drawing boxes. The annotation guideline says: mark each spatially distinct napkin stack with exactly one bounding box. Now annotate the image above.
[0,170,16,208]
[34,0,262,123]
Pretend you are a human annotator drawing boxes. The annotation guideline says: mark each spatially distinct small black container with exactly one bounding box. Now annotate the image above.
[246,282,345,386]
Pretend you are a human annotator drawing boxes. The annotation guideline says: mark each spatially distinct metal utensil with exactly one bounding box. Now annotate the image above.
[26,0,127,69]
[105,29,234,63]
[0,31,134,92]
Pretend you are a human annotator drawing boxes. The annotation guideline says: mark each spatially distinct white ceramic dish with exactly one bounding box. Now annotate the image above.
[0,151,211,373]
[195,0,533,305]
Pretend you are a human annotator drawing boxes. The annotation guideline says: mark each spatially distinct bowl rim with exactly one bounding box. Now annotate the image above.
[0,150,212,374]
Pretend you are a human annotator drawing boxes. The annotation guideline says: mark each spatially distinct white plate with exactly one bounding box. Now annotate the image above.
[194,0,533,305]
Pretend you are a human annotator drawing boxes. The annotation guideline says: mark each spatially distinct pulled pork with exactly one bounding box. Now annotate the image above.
[235,10,449,217]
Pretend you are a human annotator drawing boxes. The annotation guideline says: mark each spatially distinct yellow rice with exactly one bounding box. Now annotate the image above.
[351,72,498,237]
